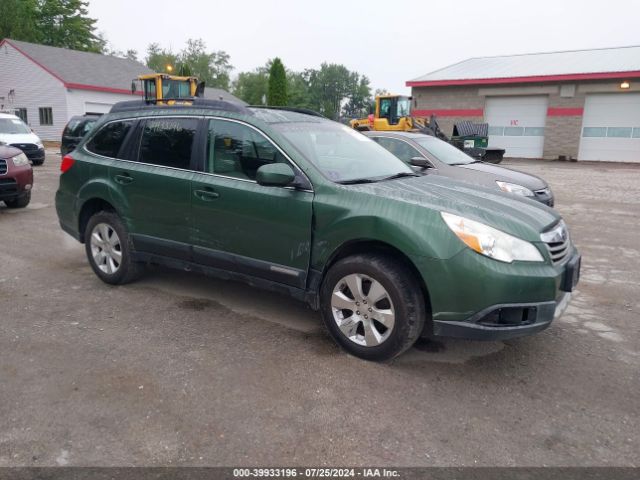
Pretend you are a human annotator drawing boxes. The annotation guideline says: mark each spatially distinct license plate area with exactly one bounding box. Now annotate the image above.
[561,254,581,292]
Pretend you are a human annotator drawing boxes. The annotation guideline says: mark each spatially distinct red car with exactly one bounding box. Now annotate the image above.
[0,144,33,208]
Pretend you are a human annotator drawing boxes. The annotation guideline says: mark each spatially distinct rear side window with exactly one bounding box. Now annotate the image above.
[86,121,133,158]
[139,118,198,169]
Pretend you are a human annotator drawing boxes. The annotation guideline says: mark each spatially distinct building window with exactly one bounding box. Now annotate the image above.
[39,107,53,126]
[16,108,28,124]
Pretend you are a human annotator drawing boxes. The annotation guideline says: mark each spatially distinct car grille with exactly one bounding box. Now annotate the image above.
[0,159,6,175]
[0,178,18,193]
[10,143,38,152]
[540,221,571,265]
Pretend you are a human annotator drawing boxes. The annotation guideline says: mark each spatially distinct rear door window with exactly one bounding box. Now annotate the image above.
[138,118,199,169]
[86,121,134,158]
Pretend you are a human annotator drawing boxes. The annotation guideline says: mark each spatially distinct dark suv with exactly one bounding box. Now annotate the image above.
[0,144,33,208]
[61,114,100,156]
[55,101,580,361]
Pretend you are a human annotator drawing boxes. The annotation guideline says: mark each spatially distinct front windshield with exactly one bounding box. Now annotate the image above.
[413,136,476,165]
[162,79,191,99]
[273,121,413,183]
[0,118,31,134]
[397,98,411,117]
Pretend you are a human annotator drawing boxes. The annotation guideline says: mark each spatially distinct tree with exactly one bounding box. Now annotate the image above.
[343,74,372,119]
[0,0,40,43]
[267,57,287,106]
[179,38,232,90]
[37,0,104,52]
[286,71,312,109]
[232,68,269,105]
[145,39,233,90]
[145,43,179,74]
[306,63,354,120]
[0,0,103,52]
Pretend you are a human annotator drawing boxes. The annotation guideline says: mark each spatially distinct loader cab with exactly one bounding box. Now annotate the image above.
[135,74,204,105]
[377,95,412,126]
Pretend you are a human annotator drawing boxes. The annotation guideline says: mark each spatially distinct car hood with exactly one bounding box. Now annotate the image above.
[0,132,42,145]
[457,162,547,190]
[350,174,559,241]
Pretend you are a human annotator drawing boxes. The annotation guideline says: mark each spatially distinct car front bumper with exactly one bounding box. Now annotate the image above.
[414,248,580,341]
[0,165,33,200]
[431,291,572,340]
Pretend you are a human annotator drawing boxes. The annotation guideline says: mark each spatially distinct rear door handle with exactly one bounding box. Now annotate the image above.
[194,188,219,201]
[114,173,133,185]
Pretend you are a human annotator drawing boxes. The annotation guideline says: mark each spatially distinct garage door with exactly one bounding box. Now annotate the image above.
[485,96,548,158]
[578,94,640,163]
[84,102,112,115]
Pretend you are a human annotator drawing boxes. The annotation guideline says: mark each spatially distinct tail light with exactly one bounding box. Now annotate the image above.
[60,154,75,173]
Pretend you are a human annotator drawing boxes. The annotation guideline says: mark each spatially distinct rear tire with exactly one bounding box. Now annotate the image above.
[320,253,426,361]
[5,191,31,208]
[483,151,503,164]
[84,211,142,285]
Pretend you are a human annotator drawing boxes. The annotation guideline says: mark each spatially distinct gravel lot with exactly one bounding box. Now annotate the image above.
[1,153,638,467]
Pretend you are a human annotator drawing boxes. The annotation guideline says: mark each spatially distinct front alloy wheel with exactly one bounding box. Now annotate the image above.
[320,253,426,361]
[331,273,395,347]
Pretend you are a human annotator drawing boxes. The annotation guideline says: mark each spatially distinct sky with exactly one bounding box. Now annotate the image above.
[88,0,640,94]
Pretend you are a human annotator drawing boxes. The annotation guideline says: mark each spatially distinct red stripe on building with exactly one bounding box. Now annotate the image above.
[64,82,141,96]
[547,107,584,116]
[412,109,483,117]
[406,71,640,87]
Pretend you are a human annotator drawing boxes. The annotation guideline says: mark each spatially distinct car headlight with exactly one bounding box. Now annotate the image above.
[441,212,544,263]
[496,181,534,197]
[12,152,30,167]
[35,141,44,149]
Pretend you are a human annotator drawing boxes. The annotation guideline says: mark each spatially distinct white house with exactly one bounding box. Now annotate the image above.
[0,38,154,141]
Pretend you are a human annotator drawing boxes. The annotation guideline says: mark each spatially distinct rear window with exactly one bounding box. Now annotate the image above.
[65,118,98,137]
[85,121,133,158]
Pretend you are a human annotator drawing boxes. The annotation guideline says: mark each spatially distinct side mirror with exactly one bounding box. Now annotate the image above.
[256,163,295,187]
[409,157,432,169]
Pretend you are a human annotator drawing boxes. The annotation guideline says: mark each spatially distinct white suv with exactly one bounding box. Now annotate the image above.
[0,112,45,165]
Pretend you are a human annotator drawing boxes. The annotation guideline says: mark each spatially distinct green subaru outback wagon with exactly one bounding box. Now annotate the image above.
[55,100,580,361]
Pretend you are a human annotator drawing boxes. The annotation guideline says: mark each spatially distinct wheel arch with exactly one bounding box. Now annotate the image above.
[319,239,432,323]
[77,197,118,243]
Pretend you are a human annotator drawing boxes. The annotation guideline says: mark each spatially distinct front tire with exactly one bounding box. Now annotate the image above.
[84,211,142,285]
[320,253,426,361]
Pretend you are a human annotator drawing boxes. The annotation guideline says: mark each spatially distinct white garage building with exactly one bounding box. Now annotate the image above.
[407,45,640,162]
[0,38,154,141]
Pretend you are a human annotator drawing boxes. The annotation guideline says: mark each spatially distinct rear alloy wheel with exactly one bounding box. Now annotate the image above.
[320,253,426,361]
[84,211,142,285]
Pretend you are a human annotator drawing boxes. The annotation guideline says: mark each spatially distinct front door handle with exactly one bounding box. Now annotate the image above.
[194,188,219,201]
[114,173,133,185]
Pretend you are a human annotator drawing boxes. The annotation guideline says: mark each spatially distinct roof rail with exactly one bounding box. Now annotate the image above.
[249,106,325,118]
[110,98,251,114]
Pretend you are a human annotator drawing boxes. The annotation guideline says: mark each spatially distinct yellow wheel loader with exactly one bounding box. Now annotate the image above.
[131,74,205,105]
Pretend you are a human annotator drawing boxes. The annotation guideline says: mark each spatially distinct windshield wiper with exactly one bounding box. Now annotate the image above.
[380,172,420,181]
[336,177,378,185]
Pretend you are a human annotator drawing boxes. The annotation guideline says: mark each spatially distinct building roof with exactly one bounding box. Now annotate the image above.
[407,45,640,87]
[1,38,154,94]
[203,87,248,106]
